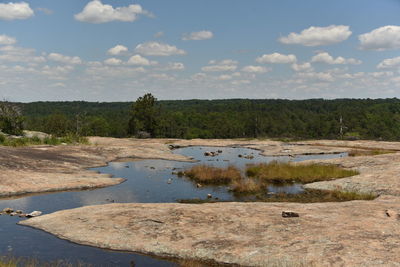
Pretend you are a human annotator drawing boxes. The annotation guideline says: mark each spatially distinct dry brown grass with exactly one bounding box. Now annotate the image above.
[184,164,242,185]
[231,179,264,194]
[348,149,394,157]
[246,161,359,184]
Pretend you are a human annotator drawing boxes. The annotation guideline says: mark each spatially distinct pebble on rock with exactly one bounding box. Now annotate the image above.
[26,211,42,218]
[282,211,300,218]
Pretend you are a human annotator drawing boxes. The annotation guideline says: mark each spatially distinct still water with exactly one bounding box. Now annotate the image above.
[0,146,346,266]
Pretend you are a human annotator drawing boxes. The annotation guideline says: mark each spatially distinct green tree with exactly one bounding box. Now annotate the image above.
[44,114,73,136]
[128,93,159,137]
[0,101,24,135]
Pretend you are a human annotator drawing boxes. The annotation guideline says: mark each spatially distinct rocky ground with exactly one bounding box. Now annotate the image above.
[20,196,400,267]
[4,137,400,266]
[0,137,350,198]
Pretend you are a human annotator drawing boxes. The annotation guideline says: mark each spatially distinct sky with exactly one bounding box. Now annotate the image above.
[0,0,400,102]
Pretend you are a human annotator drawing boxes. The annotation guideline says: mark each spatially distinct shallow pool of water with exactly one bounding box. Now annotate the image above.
[0,146,347,266]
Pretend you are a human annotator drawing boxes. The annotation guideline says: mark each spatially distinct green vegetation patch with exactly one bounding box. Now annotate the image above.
[246,161,359,184]
[183,165,241,185]
[0,134,89,147]
[179,189,377,204]
[257,189,377,203]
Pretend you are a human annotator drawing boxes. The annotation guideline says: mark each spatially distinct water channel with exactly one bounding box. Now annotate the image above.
[0,146,347,266]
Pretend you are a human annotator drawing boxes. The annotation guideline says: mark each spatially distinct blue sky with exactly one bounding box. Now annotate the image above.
[1,0,400,102]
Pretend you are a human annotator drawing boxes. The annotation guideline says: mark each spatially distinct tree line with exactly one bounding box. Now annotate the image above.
[3,96,400,141]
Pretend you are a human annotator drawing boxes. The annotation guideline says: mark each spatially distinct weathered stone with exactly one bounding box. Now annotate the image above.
[3,208,13,213]
[20,197,400,267]
[26,211,42,218]
[282,211,300,218]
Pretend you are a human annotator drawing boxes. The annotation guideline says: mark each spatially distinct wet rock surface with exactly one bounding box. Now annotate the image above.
[0,137,351,198]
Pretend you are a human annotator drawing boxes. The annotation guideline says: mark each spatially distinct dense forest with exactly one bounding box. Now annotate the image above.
[12,97,400,141]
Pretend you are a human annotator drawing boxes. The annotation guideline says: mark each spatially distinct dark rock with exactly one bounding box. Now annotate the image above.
[282,211,299,218]
[26,211,42,218]
[3,208,13,214]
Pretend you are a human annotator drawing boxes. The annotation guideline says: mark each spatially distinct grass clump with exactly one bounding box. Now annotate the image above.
[0,255,92,267]
[246,161,359,184]
[257,189,377,203]
[184,164,241,185]
[230,179,264,194]
[0,134,89,147]
[348,149,394,157]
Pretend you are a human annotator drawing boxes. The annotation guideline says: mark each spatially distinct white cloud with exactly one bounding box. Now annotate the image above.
[217,74,232,81]
[231,79,251,85]
[48,53,82,65]
[127,54,157,66]
[0,2,34,20]
[311,52,362,65]
[74,0,152,24]
[107,45,128,56]
[104,57,122,66]
[163,62,185,71]
[0,45,45,63]
[241,65,269,73]
[148,73,174,81]
[49,82,66,88]
[134,42,186,56]
[182,30,213,41]
[279,25,352,46]
[297,71,334,82]
[201,59,238,72]
[291,62,313,72]
[359,25,400,51]
[256,53,297,64]
[377,56,400,69]
[154,31,164,38]
[0,35,17,45]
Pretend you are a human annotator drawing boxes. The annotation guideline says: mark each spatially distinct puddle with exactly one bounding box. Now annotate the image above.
[0,146,346,266]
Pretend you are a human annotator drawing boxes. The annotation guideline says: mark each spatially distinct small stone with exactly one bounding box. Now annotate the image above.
[282,211,299,218]
[217,150,223,153]
[204,152,211,156]
[26,211,42,218]
[3,208,13,214]
[207,194,212,199]
[238,154,243,158]
[16,210,23,214]
[196,183,202,188]
[10,212,18,216]
[385,209,399,218]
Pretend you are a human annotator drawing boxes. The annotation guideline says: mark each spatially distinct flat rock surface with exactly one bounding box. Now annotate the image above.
[7,138,400,266]
[20,196,400,266]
